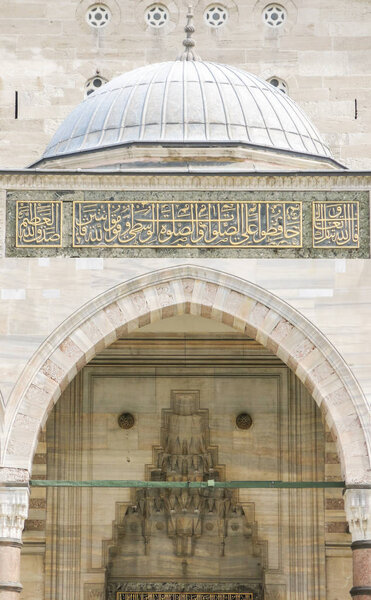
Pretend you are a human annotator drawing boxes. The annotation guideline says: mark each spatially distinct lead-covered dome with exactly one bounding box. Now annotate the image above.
[42,60,333,162]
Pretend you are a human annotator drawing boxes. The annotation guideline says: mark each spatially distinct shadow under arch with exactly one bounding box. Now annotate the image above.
[2,264,370,484]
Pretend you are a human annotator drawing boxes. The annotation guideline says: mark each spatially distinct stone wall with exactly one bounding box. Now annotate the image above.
[0,0,371,169]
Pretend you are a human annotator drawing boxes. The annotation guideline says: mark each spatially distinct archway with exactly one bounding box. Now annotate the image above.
[2,264,370,484]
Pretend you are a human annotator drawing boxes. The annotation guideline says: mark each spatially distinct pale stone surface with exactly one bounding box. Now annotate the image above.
[0,0,371,168]
[0,4,370,596]
[19,555,44,600]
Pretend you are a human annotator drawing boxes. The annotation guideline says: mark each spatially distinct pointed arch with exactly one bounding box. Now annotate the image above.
[2,265,370,483]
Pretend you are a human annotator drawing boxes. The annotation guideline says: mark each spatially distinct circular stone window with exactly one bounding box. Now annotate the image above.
[236,413,253,430]
[85,75,108,97]
[262,3,286,27]
[205,4,229,27]
[145,4,169,28]
[86,3,111,28]
[118,412,135,429]
[267,76,288,93]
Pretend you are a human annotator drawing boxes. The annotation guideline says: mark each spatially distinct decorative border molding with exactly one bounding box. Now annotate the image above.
[0,171,371,192]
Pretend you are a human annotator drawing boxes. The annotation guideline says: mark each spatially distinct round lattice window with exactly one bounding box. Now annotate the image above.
[86,3,111,28]
[267,76,288,93]
[145,4,169,28]
[118,412,135,429]
[262,4,286,27]
[236,413,253,430]
[85,75,108,97]
[205,5,228,27]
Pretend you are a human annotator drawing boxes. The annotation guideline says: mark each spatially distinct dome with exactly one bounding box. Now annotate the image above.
[37,59,337,169]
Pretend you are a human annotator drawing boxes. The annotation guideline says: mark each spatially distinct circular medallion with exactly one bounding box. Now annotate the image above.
[204,5,229,28]
[118,412,135,429]
[236,413,253,430]
[86,3,111,28]
[262,3,286,27]
[145,4,169,28]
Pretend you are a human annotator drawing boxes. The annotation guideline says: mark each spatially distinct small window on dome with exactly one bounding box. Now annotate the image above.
[85,75,108,97]
[145,4,169,28]
[205,5,229,28]
[86,4,111,28]
[262,4,286,27]
[267,77,288,94]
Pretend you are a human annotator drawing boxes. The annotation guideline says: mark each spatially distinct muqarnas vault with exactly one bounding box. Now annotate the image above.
[106,391,264,599]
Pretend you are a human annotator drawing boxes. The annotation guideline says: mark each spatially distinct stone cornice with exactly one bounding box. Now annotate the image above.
[0,170,371,191]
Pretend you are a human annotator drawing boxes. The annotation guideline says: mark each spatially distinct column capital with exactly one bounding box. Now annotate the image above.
[344,488,371,543]
[0,487,29,543]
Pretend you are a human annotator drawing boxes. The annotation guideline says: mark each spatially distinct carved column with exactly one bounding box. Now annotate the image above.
[344,488,371,599]
[0,486,29,600]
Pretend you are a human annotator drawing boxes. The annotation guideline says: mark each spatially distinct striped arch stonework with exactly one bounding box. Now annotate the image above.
[2,265,370,485]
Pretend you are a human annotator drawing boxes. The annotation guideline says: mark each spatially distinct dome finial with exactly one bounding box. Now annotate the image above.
[178,5,201,61]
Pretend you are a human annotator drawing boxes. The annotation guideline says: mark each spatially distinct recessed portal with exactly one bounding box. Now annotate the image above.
[21,318,348,600]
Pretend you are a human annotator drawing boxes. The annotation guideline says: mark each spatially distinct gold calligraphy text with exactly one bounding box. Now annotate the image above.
[16,200,62,247]
[312,201,359,248]
[73,200,302,248]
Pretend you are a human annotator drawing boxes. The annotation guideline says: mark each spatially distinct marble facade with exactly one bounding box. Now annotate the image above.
[1,0,371,594]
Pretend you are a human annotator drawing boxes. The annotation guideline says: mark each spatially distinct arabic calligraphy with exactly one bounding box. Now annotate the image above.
[116,594,254,600]
[313,201,359,248]
[73,200,302,248]
[16,200,62,247]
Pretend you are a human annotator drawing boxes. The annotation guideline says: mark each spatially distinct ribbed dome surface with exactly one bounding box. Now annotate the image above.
[43,60,332,160]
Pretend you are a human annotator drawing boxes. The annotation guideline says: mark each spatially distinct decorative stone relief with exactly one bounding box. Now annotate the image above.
[107,391,263,597]
[344,488,371,541]
[0,487,29,541]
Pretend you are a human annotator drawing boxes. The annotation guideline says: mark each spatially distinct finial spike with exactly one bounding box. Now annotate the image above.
[178,5,201,61]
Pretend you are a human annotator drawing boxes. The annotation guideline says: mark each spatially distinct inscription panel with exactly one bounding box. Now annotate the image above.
[7,190,369,258]
[313,201,359,248]
[116,594,254,600]
[73,200,302,248]
[16,200,62,247]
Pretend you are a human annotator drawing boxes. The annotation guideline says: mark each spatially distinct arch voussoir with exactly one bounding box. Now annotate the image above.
[2,266,370,485]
